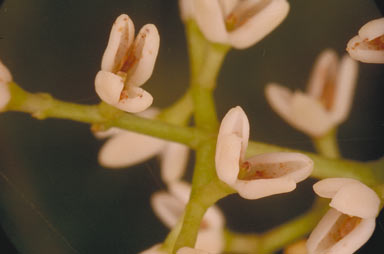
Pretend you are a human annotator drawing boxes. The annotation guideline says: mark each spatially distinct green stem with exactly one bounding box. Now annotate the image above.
[158,90,193,126]
[173,141,234,253]
[186,20,230,132]
[6,82,207,149]
[312,128,341,159]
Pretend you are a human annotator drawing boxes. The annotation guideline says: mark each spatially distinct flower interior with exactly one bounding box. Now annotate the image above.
[237,160,304,180]
[316,214,361,252]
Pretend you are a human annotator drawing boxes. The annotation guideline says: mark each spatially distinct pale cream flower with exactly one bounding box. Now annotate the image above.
[179,0,290,49]
[95,14,159,113]
[215,106,313,199]
[0,60,12,111]
[177,247,213,254]
[95,108,189,184]
[265,49,358,137]
[347,17,384,64]
[306,178,381,254]
[151,182,225,254]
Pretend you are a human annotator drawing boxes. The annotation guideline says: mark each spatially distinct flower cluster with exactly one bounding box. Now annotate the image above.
[95,14,160,113]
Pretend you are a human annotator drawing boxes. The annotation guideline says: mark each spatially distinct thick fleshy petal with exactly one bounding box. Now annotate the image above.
[217,106,249,161]
[290,92,334,137]
[235,177,296,199]
[329,55,358,123]
[114,86,153,113]
[346,18,384,64]
[179,0,195,21]
[125,24,160,87]
[313,178,380,218]
[98,131,165,168]
[228,0,290,49]
[194,0,228,44]
[358,17,384,41]
[306,49,338,98]
[313,178,360,199]
[266,84,333,137]
[329,182,380,218]
[95,70,124,105]
[215,134,242,186]
[101,14,135,72]
[195,229,223,254]
[160,142,189,183]
[177,247,212,254]
[0,60,12,83]
[151,191,184,228]
[306,208,376,254]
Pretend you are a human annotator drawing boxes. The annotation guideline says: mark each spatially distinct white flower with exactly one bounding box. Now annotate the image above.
[265,49,358,137]
[0,60,12,111]
[95,14,159,113]
[95,108,189,184]
[150,182,225,254]
[179,0,290,49]
[177,247,213,254]
[215,106,313,199]
[347,17,384,64]
[306,178,381,254]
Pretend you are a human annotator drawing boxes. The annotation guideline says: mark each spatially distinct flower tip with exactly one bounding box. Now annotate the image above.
[0,60,12,111]
[346,17,384,64]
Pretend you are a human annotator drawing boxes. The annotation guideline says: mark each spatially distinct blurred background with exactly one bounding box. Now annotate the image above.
[0,0,383,253]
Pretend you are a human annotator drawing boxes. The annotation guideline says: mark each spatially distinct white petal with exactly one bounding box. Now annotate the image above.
[179,0,195,21]
[265,83,294,122]
[160,142,189,183]
[115,86,153,113]
[101,14,135,72]
[330,182,380,218]
[168,181,192,204]
[177,247,212,254]
[346,35,384,64]
[137,107,160,118]
[229,0,290,49]
[358,17,384,41]
[329,55,358,124]
[217,106,249,161]
[215,134,242,186]
[313,178,360,199]
[290,92,333,137]
[150,191,185,228]
[195,229,224,254]
[0,60,12,83]
[194,0,229,44]
[327,217,376,254]
[95,71,124,105]
[98,131,165,168]
[306,49,338,98]
[94,127,125,139]
[235,177,296,199]
[266,83,333,137]
[140,244,167,254]
[219,0,239,17]
[125,24,160,87]
[306,208,376,254]
[0,80,10,111]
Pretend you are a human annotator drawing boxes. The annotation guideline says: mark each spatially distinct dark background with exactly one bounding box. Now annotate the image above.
[0,0,383,253]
